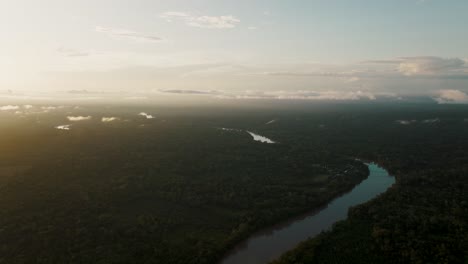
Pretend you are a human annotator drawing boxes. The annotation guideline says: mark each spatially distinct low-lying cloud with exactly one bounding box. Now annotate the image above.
[0,105,20,111]
[55,125,71,130]
[396,120,417,125]
[139,112,154,119]
[159,89,381,101]
[101,117,119,122]
[67,116,92,121]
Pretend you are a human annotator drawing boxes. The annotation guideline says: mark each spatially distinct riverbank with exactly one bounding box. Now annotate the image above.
[218,162,394,264]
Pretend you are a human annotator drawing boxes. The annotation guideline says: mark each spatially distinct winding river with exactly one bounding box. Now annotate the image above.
[221,163,395,264]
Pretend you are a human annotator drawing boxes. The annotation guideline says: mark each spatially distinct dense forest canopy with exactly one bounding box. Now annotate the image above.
[0,102,467,263]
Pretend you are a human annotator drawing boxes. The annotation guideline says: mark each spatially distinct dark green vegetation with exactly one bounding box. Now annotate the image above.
[1,102,467,264]
[0,103,368,264]
[273,104,468,264]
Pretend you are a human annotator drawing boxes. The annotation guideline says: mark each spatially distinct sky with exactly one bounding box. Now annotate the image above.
[1,0,468,103]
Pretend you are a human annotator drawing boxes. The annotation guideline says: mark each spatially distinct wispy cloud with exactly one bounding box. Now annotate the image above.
[96,26,163,42]
[160,88,386,101]
[101,117,119,122]
[161,12,240,29]
[215,90,378,101]
[41,106,57,110]
[57,47,90,57]
[398,57,466,76]
[396,120,417,125]
[159,89,219,95]
[422,118,440,123]
[364,56,468,78]
[67,116,92,121]
[0,105,20,111]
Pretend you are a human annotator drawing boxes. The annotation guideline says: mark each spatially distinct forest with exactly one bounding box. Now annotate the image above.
[0,102,467,263]
[273,103,468,264]
[0,103,368,264]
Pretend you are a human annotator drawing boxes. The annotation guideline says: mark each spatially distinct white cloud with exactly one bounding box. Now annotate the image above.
[161,12,240,29]
[434,89,468,104]
[247,131,275,144]
[422,118,440,123]
[23,105,33,109]
[101,117,118,122]
[139,112,154,119]
[0,105,20,111]
[396,120,417,125]
[67,116,92,121]
[96,26,163,42]
[55,125,71,130]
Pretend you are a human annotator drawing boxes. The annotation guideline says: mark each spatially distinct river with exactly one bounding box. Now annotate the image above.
[221,163,395,264]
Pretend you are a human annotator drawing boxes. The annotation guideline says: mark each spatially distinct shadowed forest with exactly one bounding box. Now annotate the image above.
[0,103,467,263]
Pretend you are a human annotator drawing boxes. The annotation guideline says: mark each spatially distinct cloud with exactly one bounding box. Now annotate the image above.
[57,47,90,57]
[96,26,163,42]
[263,70,382,79]
[247,26,258,30]
[161,12,240,29]
[67,89,90,94]
[67,116,92,121]
[160,11,190,20]
[434,89,468,104]
[159,89,219,95]
[398,56,466,76]
[101,117,118,122]
[23,105,33,109]
[215,90,378,101]
[396,120,417,125]
[0,105,20,111]
[364,56,468,78]
[36,106,60,113]
[41,106,58,110]
[55,125,71,130]
[139,112,154,119]
[158,86,387,101]
[422,118,440,123]
[345,77,361,83]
